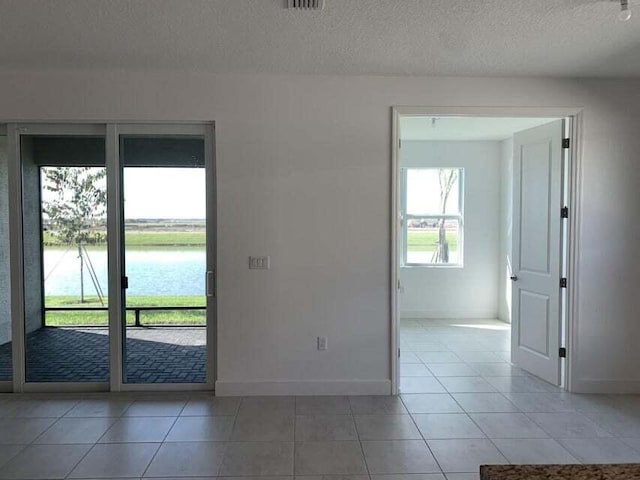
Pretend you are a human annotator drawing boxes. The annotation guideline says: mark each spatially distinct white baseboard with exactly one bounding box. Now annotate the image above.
[401,310,498,319]
[569,378,640,394]
[215,379,391,396]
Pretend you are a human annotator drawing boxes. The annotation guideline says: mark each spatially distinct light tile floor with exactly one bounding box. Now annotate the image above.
[0,319,639,479]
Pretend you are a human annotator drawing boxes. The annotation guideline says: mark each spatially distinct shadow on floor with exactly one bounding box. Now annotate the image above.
[0,327,206,383]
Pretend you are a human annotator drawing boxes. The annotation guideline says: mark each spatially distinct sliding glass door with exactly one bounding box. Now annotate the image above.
[7,123,215,392]
[17,129,109,386]
[119,132,210,385]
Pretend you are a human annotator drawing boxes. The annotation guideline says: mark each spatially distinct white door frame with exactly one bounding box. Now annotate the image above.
[8,122,109,393]
[0,124,10,393]
[7,121,217,393]
[110,122,216,392]
[390,106,583,395]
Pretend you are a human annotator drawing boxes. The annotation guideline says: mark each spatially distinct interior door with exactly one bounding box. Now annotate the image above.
[511,119,564,385]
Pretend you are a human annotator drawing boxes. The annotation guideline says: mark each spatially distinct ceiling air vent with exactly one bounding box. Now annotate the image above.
[287,0,325,9]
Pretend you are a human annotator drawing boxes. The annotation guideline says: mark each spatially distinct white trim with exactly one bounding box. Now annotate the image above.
[116,123,208,136]
[391,106,583,395]
[394,106,583,118]
[119,383,213,392]
[22,382,108,393]
[390,110,400,395]
[9,124,104,135]
[565,111,583,393]
[106,123,123,392]
[205,123,217,391]
[215,380,391,396]
[7,124,26,393]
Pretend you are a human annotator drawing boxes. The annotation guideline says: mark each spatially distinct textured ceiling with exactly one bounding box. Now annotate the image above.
[0,0,638,76]
[401,117,559,141]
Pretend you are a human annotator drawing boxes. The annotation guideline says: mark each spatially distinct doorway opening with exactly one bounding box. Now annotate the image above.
[392,110,580,396]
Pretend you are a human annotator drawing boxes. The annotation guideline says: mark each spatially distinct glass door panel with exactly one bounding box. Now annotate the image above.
[22,135,109,383]
[120,135,207,384]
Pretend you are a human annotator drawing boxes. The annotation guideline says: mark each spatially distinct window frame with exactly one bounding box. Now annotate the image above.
[400,167,465,267]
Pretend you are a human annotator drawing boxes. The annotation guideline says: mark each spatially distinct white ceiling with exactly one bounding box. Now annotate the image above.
[0,0,639,77]
[400,117,560,141]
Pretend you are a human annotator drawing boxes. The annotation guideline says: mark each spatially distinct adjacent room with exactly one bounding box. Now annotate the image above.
[398,116,568,393]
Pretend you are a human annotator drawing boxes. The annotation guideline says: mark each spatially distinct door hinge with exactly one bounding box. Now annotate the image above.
[121,276,128,289]
[559,347,567,358]
[562,138,570,149]
[398,138,402,149]
[561,206,569,218]
[560,277,567,288]
[398,348,401,358]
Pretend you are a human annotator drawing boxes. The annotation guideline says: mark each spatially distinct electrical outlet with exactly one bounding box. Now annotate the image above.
[317,336,328,351]
[249,256,270,270]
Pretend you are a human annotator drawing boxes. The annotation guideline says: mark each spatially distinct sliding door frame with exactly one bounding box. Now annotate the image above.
[7,122,217,393]
[0,124,11,392]
[8,123,109,393]
[111,122,216,392]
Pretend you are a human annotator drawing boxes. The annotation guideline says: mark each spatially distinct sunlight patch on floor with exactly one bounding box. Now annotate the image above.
[449,323,510,331]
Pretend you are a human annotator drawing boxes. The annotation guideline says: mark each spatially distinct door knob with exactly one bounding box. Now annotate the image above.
[510,275,518,281]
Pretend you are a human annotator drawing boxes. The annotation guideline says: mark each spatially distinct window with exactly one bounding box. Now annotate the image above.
[401,167,464,266]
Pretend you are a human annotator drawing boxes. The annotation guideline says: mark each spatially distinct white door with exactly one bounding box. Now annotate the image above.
[511,119,564,385]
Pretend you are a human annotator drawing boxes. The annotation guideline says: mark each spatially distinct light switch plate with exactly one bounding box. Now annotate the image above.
[249,256,270,270]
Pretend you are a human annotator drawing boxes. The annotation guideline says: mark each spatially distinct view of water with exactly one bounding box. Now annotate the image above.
[44,247,206,296]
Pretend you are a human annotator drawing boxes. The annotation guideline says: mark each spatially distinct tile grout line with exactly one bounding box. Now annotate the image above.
[405,319,515,472]
[24,398,82,446]
[412,331,515,466]
[349,395,372,478]
[131,399,186,479]
[445,373,516,466]
[60,397,183,479]
[216,396,245,476]
[400,393,447,476]
[61,435,102,479]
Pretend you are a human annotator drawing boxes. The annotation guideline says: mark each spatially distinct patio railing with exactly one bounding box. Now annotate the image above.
[44,306,207,327]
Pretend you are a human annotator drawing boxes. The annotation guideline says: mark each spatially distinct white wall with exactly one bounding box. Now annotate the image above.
[400,141,501,319]
[498,138,514,323]
[0,71,638,393]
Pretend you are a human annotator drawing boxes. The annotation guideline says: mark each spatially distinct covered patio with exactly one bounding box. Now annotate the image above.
[0,326,206,383]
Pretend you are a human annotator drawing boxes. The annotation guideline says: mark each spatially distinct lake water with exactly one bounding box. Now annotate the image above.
[44,247,205,296]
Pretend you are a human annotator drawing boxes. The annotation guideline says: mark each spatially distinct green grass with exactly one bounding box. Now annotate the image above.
[44,295,206,326]
[43,230,206,247]
[407,230,458,252]
[123,231,205,246]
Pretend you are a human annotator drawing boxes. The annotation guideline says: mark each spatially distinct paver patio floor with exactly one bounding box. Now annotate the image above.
[0,327,206,383]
